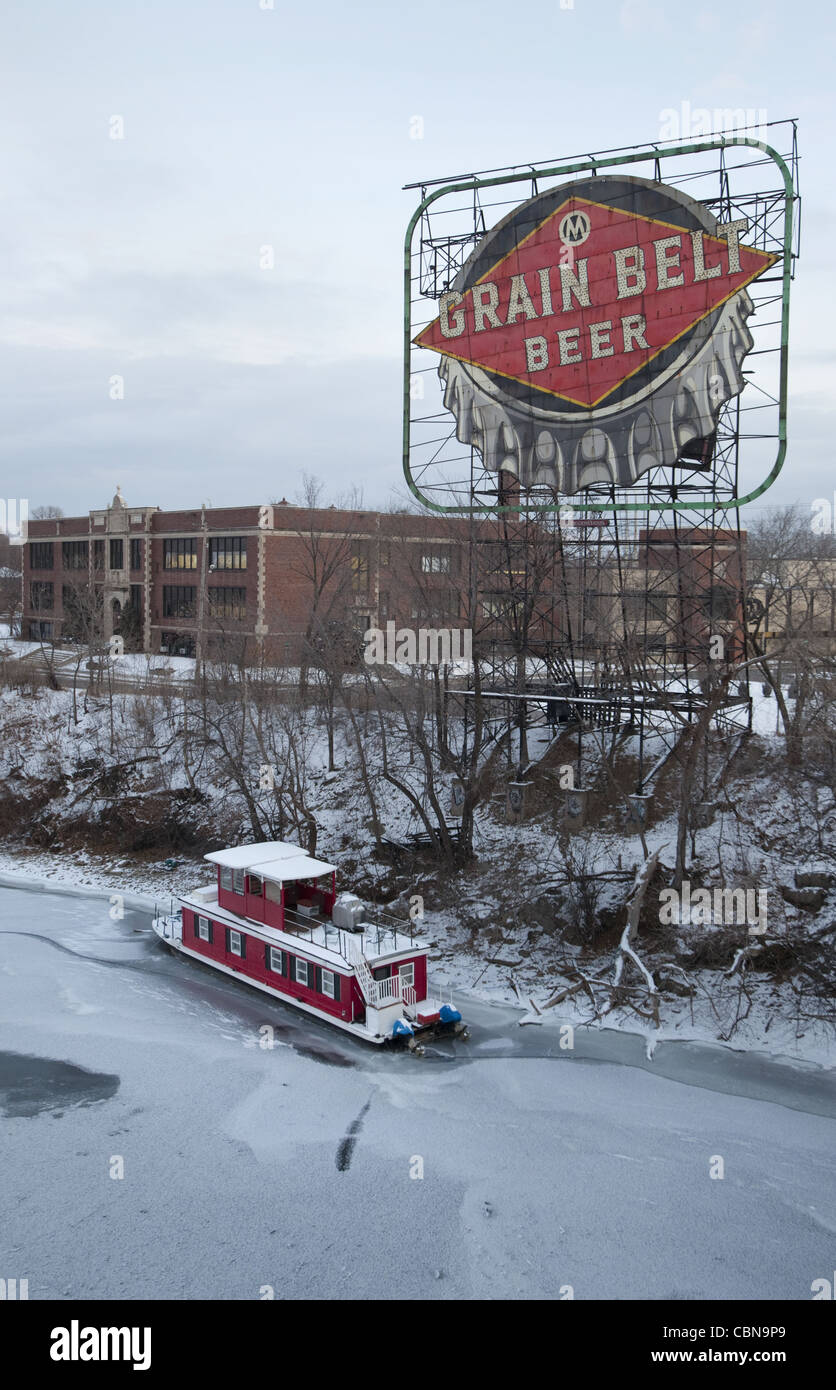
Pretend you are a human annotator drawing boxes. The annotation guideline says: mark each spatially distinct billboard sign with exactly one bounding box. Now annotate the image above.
[413,174,776,495]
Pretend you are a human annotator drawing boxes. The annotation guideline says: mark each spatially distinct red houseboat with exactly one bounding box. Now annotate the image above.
[151,840,466,1049]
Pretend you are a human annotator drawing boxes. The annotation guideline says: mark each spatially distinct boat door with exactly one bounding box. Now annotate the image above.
[245,872,267,923]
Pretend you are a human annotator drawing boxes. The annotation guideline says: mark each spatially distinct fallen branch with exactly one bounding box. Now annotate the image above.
[614,848,661,996]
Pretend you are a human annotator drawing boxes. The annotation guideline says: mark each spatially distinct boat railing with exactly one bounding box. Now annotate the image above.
[352,919,417,956]
[375,975,401,1005]
[280,908,414,965]
[282,905,353,958]
[368,975,418,1009]
[154,907,182,942]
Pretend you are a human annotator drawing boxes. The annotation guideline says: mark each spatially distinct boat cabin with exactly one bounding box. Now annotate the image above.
[175,841,432,1036]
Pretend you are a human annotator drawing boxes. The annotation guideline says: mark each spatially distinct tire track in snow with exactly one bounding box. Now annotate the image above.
[336,1096,373,1171]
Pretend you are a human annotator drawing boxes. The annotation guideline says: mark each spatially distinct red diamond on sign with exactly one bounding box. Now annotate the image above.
[414,196,777,409]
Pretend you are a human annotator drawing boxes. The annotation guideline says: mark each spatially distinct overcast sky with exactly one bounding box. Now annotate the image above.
[0,0,832,523]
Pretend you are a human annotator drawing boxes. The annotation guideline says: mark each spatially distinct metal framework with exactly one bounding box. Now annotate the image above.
[404,125,800,794]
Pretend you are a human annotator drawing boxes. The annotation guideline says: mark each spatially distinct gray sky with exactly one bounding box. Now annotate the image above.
[0,0,832,522]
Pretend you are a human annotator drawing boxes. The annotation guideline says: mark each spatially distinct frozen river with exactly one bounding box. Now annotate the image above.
[1,880,834,1300]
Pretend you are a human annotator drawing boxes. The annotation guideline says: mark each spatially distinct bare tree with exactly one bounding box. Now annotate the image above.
[279,473,367,695]
[746,505,836,766]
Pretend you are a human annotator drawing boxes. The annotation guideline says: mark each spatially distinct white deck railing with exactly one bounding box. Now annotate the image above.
[375,976,401,1005]
[370,974,417,1009]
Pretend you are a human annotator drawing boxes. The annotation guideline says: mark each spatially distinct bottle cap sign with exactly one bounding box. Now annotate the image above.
[414,174,777,493]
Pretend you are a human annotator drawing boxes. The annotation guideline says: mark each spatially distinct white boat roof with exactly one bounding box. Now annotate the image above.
[258,853,336,881]
[205,841,337,880]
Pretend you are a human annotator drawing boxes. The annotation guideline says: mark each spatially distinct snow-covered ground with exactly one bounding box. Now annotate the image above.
[0,679,833,1066]
[0,880,834,1300]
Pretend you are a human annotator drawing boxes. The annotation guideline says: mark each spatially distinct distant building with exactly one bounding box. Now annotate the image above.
[24,489,780,674]
[746,555,836,656]
[21,489,486,663]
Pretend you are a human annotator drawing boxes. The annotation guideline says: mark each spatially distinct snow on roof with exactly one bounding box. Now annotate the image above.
[205,841,302,869]
[257,853,336,882]
[204,841,336,879]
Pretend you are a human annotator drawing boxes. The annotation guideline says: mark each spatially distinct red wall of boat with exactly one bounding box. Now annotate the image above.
[182,912,427,1020]
[182,909,358,1022]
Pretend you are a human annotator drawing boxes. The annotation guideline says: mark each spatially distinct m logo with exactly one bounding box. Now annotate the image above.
[558,208,591,247]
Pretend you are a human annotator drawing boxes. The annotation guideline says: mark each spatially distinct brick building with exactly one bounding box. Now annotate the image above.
[21,489,486,663]
[23,490,762,671]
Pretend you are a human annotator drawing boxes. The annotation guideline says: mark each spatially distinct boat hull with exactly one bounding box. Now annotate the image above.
[152,917,465,1047]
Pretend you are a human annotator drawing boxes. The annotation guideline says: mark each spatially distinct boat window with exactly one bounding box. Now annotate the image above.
[321,968,335,999]
[398,962,415,989]
[372,965,390,981]
[248,874,263,897]
[295,958,309,986]
[232,869,245,895]
[197,915,211,942]
[227,929,245,958]
[267,946,284,974]
[220,867,233,891]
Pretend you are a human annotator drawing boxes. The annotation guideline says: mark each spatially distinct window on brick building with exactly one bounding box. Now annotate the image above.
[624,591,672,623]
[130,538,142,571]
[29,542,53,570]
[62,584,89,642]
[351,544,370,591]
[109,538,124,570]
[163,538,197,570]
[421,551,451,574]
[159,630,195,657]
[481,595,510,620]
[162,585,196,619]
[62,541,88,570]
[30,581,54,611]
[208,586,247,620]
[28,620,53,640]
[701,586,737,620]
[93,540,104,570]
[208,537,247,570]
